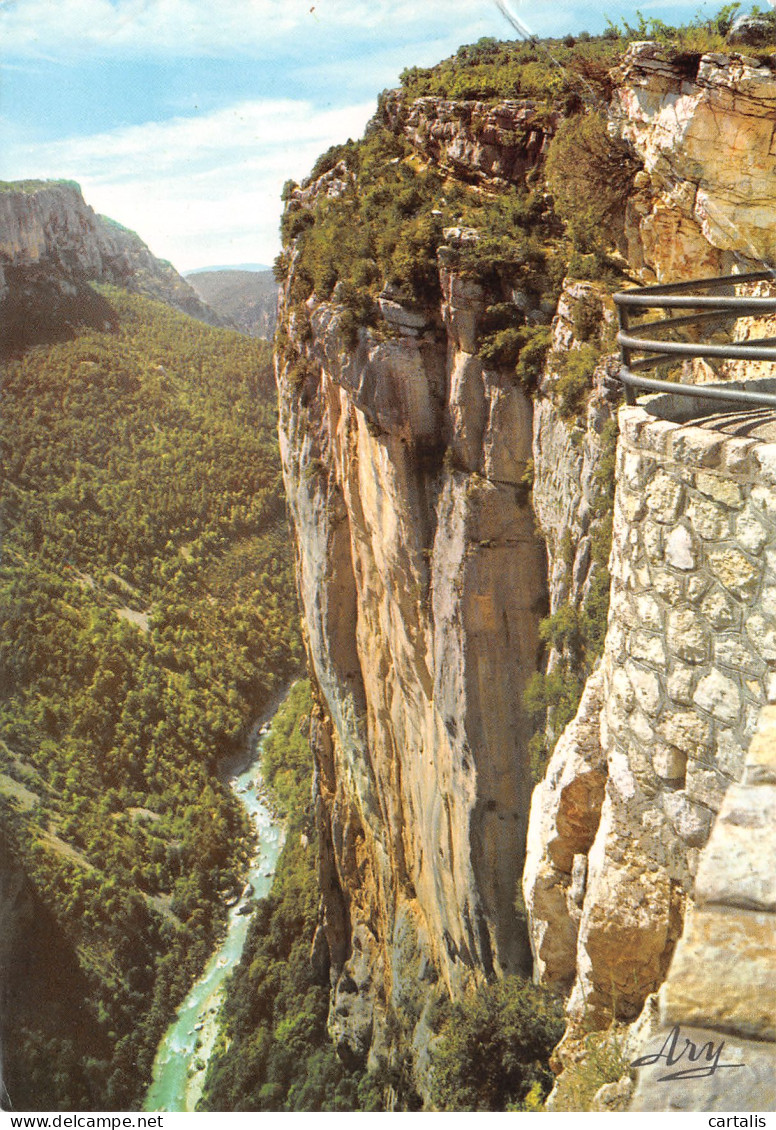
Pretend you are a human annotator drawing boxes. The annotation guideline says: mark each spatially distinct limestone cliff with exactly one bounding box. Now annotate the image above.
[277,36,776,1106]
[278,237,546,1063]
[0,181,223,352]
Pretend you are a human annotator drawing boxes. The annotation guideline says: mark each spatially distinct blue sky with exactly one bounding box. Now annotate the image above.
[0,0,742,271]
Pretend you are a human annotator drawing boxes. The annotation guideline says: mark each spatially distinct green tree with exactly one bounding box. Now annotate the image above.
[428,977,564,1111]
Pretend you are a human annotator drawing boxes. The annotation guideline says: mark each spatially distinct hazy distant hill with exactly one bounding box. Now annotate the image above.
[0,180,226,355]
[185,268,278,339]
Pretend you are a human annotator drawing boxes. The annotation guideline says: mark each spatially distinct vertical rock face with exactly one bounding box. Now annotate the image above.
[278,243,547,1059]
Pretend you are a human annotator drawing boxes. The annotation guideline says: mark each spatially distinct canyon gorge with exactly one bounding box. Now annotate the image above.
[2,23,776,1113]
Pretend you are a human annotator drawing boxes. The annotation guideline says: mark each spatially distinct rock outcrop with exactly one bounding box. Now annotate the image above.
[382,92,558,184]
[612,42,776,280]
[0,181,222,352]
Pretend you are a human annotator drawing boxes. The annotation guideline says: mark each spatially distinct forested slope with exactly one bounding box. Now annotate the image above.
[0,288,302,1109]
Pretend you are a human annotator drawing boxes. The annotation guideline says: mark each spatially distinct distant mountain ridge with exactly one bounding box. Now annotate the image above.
[186,262,271,274]
[0,180,225,353]
[185,268,278,340]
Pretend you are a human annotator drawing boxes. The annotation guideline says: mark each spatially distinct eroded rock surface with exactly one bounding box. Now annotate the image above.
[612,42,776,278]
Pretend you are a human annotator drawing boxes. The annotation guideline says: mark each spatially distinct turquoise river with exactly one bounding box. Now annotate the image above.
[144,705,287,1112]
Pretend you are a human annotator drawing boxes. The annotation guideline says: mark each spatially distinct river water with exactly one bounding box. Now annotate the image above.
[144,718,286,1113]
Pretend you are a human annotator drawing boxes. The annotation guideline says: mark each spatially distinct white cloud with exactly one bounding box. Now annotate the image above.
[1,98,376,270]
[1,0,491,58]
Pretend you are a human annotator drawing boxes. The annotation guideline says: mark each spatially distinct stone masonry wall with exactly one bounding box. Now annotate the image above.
[526,397,776,1033]
[610,404,776,829]
[631,704,776,1111]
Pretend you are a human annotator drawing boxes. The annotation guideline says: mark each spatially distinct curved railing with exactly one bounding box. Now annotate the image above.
[613,270,776,409]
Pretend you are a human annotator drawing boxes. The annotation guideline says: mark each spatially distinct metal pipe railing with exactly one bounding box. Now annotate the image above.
[612,271,776,408]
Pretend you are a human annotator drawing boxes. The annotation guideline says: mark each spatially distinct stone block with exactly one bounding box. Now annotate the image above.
[715,728,747,780]
[606,622,628,664]
[761,583,776,617]
[686,759,727,811]
[695,471,744,509]
[609,585,636,627]
[666,609,709,664]
[666,664,695,706]
[744,704,761,740]
[631,630,667,667]
[686,496,728,540]
[619,407,647,447]
[631,1026,776,1112]
[646,472,684,522]
[745,613,776,662]
[685,574,710,604]
[714,636,764,676]
[701,587,737,630]
[621,487,646,522]
[735,509,768,555]
[624,450,656,491]
[630,708,656,745]
[669,428,723,468]
[658,710,713,757]
[635,564,652,590]
[749,483,776,524]
[665,526,697,570]
[693,669,742,724]
[611,666,636,714]
[642,521,663,563]
[652,743,687,782]
[635,593,664,632]
[661,906,776,1042]
[752,441,776,487]
[627,661,662,714]
[744,705,776,784]
[708,547,760,601]
[722,435,757,475]
[641,418,677,456]
[652,568,684,604]
[662,789,712,845]
[695,784,776,912]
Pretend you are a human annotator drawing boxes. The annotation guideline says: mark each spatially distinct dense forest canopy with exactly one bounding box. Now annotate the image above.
[0,287,303,1109]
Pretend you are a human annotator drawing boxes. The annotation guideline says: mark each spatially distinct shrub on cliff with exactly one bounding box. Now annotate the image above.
[428,977,564,1111]
[545,110,640,258]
